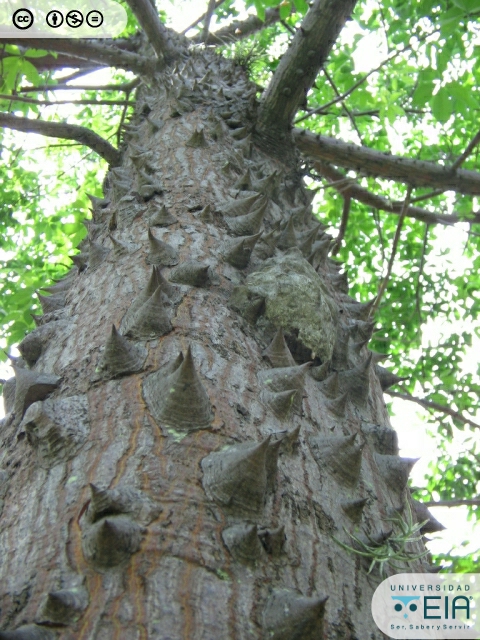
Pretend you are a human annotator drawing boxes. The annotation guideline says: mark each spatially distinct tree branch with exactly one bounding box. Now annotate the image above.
[18,79,140,94]
[450,128,480,171]
[182,0,227,34]
[256,0,358,143]
[194,7,283,45]
[295,25,441,125]
[386,390,480,430]
[1,38,142,73]
[294,129,480,196]
[0,112,121,166]
[0,94,135,107]
[322,66,363,145]
[331,194,351,255]
[116,85,134,147]
[408,188,445,204]
[123,0,173,63]
[312,161,476,226]
[202,0,218,43]
[370,185,412,316]
[0,49,100,73]
[424,498,480,508]
[3,39,153,75]
[414,224,430,324]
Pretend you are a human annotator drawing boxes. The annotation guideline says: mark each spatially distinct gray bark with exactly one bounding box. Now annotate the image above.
[0,46,431,640]
[256,0,358,158]
[294,128,480,196]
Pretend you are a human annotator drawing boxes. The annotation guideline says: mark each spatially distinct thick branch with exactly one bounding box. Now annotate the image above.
[194,7,282,45]
[425,499,480,508]
[256,0,358,139]
[0,112,121,166]
[2,39,152,75]
[386,390,480,430]
[313,161,477,225]
[123,0,173,62]
[0,37,142,73]
[294,129,480,196]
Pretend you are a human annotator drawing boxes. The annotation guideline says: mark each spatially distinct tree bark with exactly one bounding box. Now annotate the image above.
[0,44,430,640]
[256,0,358,157]
[294,128,480,195]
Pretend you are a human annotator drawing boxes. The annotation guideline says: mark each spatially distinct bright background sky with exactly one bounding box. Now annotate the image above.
[0,0,478,564]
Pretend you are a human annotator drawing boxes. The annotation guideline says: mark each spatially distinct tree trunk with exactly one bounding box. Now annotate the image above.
[0,44,431,640]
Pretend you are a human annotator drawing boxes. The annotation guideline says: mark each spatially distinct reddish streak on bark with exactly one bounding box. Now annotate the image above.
[77,573,103,640]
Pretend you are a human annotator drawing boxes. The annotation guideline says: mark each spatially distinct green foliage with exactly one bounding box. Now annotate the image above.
[0,144,98,350]
[416,443,480,515]
[435,549,480,573]
[0,57,127,357]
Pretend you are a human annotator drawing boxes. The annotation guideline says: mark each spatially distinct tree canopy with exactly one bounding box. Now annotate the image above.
[1,0,479,571]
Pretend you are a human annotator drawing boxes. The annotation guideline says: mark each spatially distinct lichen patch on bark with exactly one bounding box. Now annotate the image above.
[246,249,338,361]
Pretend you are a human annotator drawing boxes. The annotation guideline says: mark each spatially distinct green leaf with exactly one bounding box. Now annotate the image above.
[23,49,50,58]
[253,0,266,21]
[280,1,292,19]
[293,0,309,14]
[0,57,22,92]
[448,81,478,109]
[452,0,480,11]
[440,6,465,24]
[430,88,454,123]
[412,81,434,107]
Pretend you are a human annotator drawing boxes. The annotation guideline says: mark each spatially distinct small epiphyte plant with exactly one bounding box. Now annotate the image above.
[333,502,430,578]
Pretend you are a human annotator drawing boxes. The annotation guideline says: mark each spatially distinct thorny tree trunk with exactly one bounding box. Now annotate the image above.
[0,44,437,640]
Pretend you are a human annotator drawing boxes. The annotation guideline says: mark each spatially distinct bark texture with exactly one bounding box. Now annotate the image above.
[0,45,431,640]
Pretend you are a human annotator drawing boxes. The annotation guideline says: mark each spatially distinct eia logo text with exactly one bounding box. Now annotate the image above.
[372,573,480,639]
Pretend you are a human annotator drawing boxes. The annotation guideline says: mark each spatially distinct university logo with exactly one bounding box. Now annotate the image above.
[371,573,480,639]
[391,595,420,617]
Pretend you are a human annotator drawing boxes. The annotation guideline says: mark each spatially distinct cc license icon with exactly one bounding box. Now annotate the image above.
[12,8,34,30]
[46,10,63,28]
[66,9,83,28]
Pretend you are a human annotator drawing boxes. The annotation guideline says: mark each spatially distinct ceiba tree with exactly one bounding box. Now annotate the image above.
[1,0,478,638]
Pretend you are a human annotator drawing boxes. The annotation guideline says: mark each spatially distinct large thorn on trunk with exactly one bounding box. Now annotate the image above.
[201,437,270,517]
[262,588,328,640]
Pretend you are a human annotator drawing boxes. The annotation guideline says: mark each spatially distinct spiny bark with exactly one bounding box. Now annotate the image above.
[0,46,432,640]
